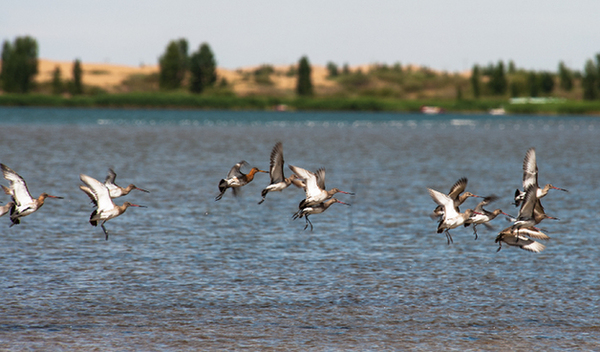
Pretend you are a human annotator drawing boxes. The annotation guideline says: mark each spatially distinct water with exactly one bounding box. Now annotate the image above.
[0,107,598,351]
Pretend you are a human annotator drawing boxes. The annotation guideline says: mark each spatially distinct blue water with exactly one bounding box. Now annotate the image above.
[0,106,598,350]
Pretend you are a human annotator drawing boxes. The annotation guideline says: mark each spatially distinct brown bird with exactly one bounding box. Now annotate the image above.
[495,226,548,253]
[464,195,511,239]
[1,163,63,227]
[431,177,481,220]
[292,197,350,231]
[215,161,268,201]
[80,173,145,240]
[258,142,304,204]
[288,164,353,208]
[428,187,478,245]
[514,147,568,207]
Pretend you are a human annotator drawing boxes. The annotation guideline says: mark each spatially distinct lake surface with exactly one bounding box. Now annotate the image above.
[0,107,598,351]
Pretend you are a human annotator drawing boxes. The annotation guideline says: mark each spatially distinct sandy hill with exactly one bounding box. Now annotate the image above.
[36,59,337,95]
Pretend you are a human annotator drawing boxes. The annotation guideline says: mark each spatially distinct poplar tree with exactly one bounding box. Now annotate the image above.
[470,65,480,98]
[72,59,83,95]
[558,61,573,91]
[159,38,189,90]
[296,56,313,96]
[189,43,217,93]
[582,59,597,100]
[52,66,63,95]
[0,36,38,93]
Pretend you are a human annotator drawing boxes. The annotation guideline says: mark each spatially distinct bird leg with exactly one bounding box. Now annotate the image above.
[304,216,313,231]
[445,230,453,245]
[496,242,503,252]
[101,223,109,240]
[472,225,479,240]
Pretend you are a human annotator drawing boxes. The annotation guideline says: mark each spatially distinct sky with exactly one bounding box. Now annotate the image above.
[2,0,600,72]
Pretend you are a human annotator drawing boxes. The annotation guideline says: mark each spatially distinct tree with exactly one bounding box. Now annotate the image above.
[0,36,38,93]
[71,59,83,95]
[558,61,573,91]
[326,61,339,78]
[488,61,507,95]
[159,38,189,90]
[296,56,313,96]
[189,43,217,93]
[528,72,539,97]
[582,59,597,100]
[470,65,480,98]
[539,72,554,95]
[52,66,63,95]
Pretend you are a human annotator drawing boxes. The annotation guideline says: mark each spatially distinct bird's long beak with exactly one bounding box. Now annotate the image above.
[135,187,150,193]
[339,190,355,195]
[48,195,64,199]
[258,169,268,173]
[552,186,568,192]
[336,200,351,206]
[130,204,147,208]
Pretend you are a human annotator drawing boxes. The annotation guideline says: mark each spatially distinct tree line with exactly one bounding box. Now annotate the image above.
[1,35,599,101]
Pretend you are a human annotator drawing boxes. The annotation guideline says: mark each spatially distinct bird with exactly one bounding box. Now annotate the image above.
[495,226,547,253]
[288,165,354,208]
[1,163,63,226]
[464,195,511,239]
[430,177,481,220]
[511,184,558,231]
[215,161,268,201]
[258,142,305,204]
[0,201,15,218]
[79,173,145,240]
[292,197,350,231]
[428,187,478,245]
[79,168,149,207]
[514,147,568,207]
[103,168,149,198]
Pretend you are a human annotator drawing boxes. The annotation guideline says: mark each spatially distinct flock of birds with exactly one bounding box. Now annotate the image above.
[0,144,567,252]
[428,147,567,253]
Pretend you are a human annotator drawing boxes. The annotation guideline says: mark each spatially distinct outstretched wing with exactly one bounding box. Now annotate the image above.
[447,177,467,200]
[227,161,249,179]
[80,174,113,211]
[269,142,285,184]
[1,163,33,206]
[522,147,538,190]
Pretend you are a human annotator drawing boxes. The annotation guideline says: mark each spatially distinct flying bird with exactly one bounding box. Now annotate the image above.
[1,163,63,226]
[292,198,350,231]
[79,173,145,240]
[215,161,267,201]
[288,165,353,208]
[514,147,567,207]
[258,142,304,204]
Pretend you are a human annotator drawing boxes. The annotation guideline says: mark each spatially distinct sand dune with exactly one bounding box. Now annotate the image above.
[36,59,337,95]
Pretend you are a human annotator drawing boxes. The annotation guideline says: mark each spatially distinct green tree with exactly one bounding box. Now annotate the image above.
[189,42,217,93]
[0,36,38,93]
[539,72,554,95]
[488,61,507,95]
[558,61,573,91]
[528,72,539,97]
[159,38,189,90]
[582,59,597,100]
[52,66,63,95]
[71,59,83,95]
[296,56,313,96]
[326,61,339,78]
[470,65,480,98]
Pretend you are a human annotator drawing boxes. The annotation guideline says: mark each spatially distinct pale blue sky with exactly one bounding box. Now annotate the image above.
[2,0,599,72]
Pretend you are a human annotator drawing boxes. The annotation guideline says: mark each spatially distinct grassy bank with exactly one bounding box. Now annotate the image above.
[1,92,600,115]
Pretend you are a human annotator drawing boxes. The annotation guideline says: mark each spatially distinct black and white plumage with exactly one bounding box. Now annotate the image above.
[292,197,350,231]
[514,147,567,207]
[428,187,476,245]
[258,142,304,204]
[289,165,353,208]
[215,161,268,201]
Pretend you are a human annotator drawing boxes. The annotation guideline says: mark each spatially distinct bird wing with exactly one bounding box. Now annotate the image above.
[105,168,117,185]
[517,227,550,240]
[428,188,458,219]
[474,195,499,212]
[447,177,467,200]
[79,185,99,207]
[269,142,285,184]
[314,168,326,192]
[289,165,321,199]
[1,163,33,206]
[522,147,538,190]
[227,161,249,179]
[80,174,113,211]
[517,185,537,220]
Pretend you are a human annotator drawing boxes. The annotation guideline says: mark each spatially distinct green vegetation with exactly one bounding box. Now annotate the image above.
[1,34,600,114]
[0,36,38,93]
